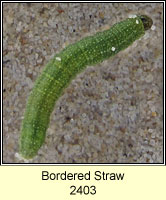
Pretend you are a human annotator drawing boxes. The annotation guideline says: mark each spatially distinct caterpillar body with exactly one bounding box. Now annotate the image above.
[19,15,153,159]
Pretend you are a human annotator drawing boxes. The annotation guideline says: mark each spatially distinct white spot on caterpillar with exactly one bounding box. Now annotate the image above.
[128,14,137,19]
[136,20,139,24]
[111,47,116,51]
[56,57,61,61]
[151,25,156,30]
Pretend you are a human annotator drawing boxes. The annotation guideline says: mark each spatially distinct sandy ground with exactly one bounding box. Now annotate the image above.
[3,3,163,163]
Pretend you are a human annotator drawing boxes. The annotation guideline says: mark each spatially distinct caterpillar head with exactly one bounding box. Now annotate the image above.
[138,15,153,31]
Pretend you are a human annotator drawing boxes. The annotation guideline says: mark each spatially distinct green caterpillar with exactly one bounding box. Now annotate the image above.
[19,15,153,159]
